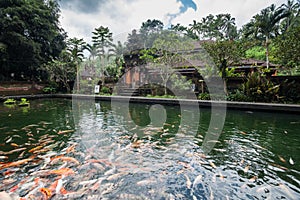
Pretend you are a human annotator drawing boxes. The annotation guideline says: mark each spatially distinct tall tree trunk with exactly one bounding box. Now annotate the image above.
[66,81,71,93]
[223,79,228,95]
[164,82,167,96]
[220,59,228,95]
[76,64,80,92]
[265,36,270,69]
[101,75,105,87]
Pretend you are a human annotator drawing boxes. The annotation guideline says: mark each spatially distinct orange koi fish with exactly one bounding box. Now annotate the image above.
[66,144,76,153]
[0,156,35,170]
[10,143,19,147]
[40,187,52,199]
[278,155,286,163]
[49,168,75,176]
[28,145,43,153]
[210,161,217,169]
[0,147,27,155]
[58,130,74,135]
[51,156,80,165]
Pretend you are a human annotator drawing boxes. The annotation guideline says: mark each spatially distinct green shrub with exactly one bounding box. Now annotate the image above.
[227,90,251,102]
[43,86,56,94]
[100,86,111,94]
[279,80,300,103]
[241,72,280,102]
[146,94,176,99]
[198,93,211,100]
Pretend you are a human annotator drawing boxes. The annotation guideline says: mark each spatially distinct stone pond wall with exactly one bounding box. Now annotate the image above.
[0,82,46,96]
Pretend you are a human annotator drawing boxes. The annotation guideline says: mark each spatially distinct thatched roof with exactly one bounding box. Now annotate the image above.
[230,58,280,69]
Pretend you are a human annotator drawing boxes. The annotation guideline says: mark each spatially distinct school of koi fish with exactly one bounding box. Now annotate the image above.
[0,106,299,199]
[0,120,217,199]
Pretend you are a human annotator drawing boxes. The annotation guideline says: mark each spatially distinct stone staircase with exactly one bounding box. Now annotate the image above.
[117,87,139,96]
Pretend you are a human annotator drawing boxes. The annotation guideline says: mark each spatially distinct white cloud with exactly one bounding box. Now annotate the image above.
[174,0,286,27]
[59,0,287,43]
[60,0,181,43]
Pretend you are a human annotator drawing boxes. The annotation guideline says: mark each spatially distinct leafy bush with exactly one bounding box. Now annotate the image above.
[241,72,280,102]
[198,93,226,100]
[170,74,192,91]
[198,93,211,100]
[279,80,300,103]
[227,90,251,102]
[100,86,111,94]
[146,94,176,99]
[43,86,56,94]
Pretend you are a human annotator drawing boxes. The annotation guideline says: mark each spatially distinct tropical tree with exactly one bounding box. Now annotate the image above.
[274,25,300,70]
[0,0,66,80]
[67,37,86,91]
[218,14,238,40]
[113,41,125,70]
[245,46,267,61]
[242,4,289,68]
[140,31,192,95]
[189,14,238,40]
[41,50,76,93]
[85,43,98,60]
[125,29,143,52]
[202,40,246,94]
[92,26,113,57]
[188,13,240,94]
[140,19,164,36]
[169,23,198,39]
[91,26,115,85]
[189,20,202,39]
[104,41,125,79]
[280,0,300,31]
[140,19,164,48]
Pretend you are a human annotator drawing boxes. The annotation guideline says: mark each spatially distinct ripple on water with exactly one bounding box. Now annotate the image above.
[0,99,299,199]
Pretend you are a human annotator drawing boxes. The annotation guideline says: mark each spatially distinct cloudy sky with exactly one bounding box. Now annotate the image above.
[59,0,286,43]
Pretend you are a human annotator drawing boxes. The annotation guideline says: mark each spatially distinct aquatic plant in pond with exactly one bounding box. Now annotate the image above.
[3,98,16,105]
[0,99,299,199]
[18,98,30,107]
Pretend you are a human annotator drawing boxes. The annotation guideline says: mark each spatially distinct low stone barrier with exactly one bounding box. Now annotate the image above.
[2,94,299,114]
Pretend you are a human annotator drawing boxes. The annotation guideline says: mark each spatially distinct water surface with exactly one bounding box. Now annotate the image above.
[0,98,299,199]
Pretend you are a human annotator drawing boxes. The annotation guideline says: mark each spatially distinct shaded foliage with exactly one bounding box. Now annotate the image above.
[273,25,300,69]
[241,72,280,103]
[0,0,66,80]
[189,14,238,40]
[41,50,76,93]
[241,4,290,68]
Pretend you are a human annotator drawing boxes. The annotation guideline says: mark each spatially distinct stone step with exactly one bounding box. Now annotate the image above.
[118,88,139,96]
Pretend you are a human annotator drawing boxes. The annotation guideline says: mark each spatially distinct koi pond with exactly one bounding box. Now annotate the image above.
[0,98,299,199]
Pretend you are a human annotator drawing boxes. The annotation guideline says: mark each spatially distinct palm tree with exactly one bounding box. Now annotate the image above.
[189,20,202,39]
[92,26,113,56]
[170,23,198,40]
[280,0,300,30]
[92,26,114,86]
[244,4,289,68]
[140,19,164,48]
[113,41,125,68]
[125,29,143,52]
[218,14,238,40]
[85,43,98,60]
[67,37,86,91]
[189,14,237,41]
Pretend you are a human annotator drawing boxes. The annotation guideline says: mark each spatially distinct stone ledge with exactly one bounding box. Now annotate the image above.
[1,94,299,114]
